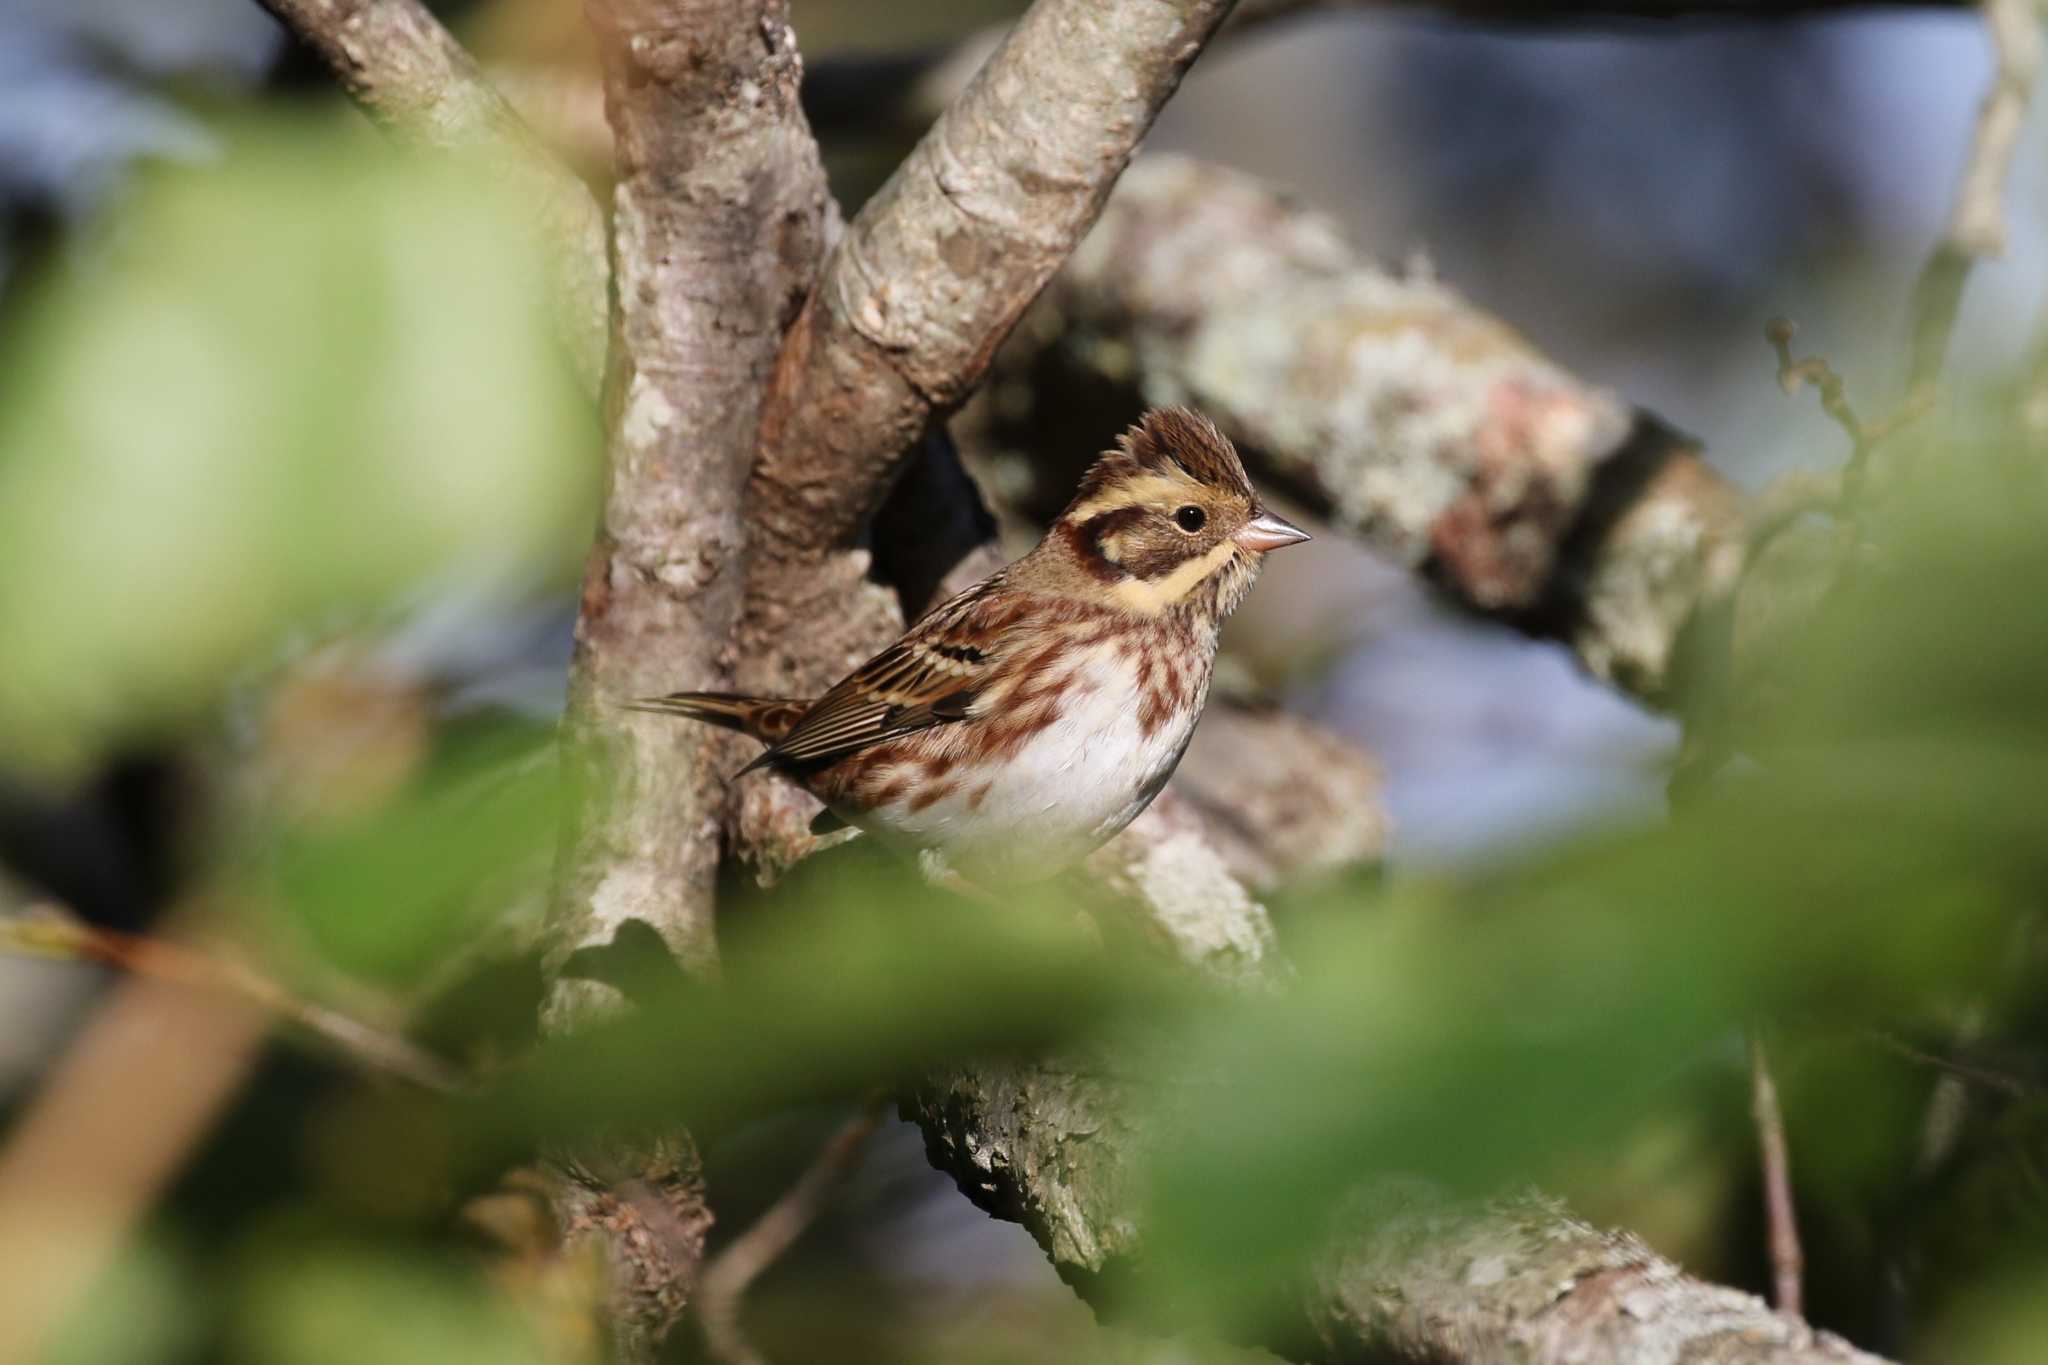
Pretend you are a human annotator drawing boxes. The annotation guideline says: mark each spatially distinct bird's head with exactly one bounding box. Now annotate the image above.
[1048,407,1308,622]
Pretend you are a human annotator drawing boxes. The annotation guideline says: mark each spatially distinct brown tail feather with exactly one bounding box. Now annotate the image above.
[617,692,810,746]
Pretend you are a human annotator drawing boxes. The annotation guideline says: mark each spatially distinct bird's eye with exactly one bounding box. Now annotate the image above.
[1173,505,1207,533]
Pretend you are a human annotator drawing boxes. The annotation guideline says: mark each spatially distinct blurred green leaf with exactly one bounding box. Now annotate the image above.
[267,718,557,987]
[457,855,1196,1170]
[42,1236,203,1365]
[232,1246,548,1365]
[0,118,600,774]
[1126,429,2048,1326]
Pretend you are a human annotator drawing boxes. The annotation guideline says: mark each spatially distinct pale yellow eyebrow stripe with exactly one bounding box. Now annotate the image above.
[1062,471,1201,526]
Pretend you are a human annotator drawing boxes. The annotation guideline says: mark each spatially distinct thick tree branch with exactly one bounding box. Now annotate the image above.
[988,155,1749,701]
[755,0,1239,553]
[911,853,1893,1365]
[251,0,609,390]
[542,2,833,1355]
[1170,704,1386,893]
[551,0,830,1004]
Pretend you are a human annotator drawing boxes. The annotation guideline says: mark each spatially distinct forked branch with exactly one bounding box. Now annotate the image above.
[751,0,1242,560]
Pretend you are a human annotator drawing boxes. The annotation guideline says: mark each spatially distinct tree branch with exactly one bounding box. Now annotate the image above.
[540,3,833,1355]
[1750,1031,1806,1317]
[251,0,609,391]
[756,0,1240,551]
[1905,0,2043,395]
[695,1103,882,1365]
[550,0,830,1010]
[986,155,1751,702]
[910,854,1893,1365]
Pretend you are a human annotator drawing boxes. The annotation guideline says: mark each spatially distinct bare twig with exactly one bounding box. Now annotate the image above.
[1764,317,1931,527]
[1744,468,1844,554]
[1760,3,2039,524]
[1749,1032,1805,1318]
[1,906,461,1092]
[250,0,608,391]
[1871,1028,2036,1102]
[695,1103,883,1365]
[1906,0,2044,396]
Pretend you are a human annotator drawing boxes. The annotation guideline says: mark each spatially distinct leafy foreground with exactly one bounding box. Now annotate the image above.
[1,120,2045,1365]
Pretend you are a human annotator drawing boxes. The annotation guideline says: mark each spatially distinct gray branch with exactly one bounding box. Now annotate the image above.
[540,2,834,1354]
[911,852,1893,1365]
[989,155,1751,701]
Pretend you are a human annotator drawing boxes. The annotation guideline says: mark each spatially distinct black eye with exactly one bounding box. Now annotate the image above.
[1174,505,1206,533]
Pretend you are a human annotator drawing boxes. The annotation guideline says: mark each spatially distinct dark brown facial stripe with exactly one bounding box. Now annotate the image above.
[1121,540,1195,581]
[1077,505,1147,553]
[1059,508,1140,582]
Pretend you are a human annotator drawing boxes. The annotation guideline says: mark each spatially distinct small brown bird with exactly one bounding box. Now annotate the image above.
[631,407,1309,883]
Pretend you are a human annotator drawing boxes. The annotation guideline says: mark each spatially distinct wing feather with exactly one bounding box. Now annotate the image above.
[754,580,1013,769]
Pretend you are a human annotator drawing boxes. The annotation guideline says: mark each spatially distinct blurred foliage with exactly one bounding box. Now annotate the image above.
[3,78,2048,1365]
[0,117,600,775]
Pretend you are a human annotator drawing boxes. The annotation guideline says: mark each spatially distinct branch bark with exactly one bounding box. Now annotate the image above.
[540,2,832,1355]
[910,863,1892,1365]
[551,0,830,1006]
[252,0,609,391]
[985,155,1750,702]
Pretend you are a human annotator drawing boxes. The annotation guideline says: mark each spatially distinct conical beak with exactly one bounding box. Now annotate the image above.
[1233,511,1312,553]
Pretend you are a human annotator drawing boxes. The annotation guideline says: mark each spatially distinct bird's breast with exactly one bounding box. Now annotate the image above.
[842,632,1210,882]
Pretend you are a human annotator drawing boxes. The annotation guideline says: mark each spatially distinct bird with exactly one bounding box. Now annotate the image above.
[627,407,1309,885]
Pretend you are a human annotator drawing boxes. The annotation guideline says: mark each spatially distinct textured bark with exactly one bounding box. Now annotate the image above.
[1170,704,1386,893]
[541,3,832,1352]
[911,867,1894,1365]
[252,0,609,391]
[731,0,1242,871]
[1309,1194,1886,1365]
[544,1135,717,1365]
[987,156,1749,701]
[551,0,830,1000]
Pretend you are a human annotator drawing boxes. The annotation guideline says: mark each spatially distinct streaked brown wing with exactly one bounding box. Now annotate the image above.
[745,581,1008,772]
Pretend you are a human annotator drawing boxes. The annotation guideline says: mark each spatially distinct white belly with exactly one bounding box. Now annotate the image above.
[855,645,1204,883]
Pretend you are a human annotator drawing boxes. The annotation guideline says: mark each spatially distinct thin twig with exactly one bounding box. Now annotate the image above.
[1764,317,1930,499]
[1749,1032,1805,1318]
[1761,4,2041,544]
[1906,0,2043,396]
[1,906,463,1093]
[695,1101,884,1365]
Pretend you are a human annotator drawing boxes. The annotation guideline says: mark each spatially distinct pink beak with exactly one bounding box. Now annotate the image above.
[1233,511,1312,553]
